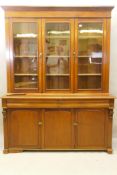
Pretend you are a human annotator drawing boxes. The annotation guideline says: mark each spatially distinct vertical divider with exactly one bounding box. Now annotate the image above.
[41,19,46,92]
[70,19,75,92]
[74,19,78,92]
[38,19,43,92]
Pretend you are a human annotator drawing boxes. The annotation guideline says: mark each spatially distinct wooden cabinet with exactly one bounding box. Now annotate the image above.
[1,6,115,153]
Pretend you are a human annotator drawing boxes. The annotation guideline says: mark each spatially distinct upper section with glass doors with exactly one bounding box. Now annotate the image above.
[4,6,113,93]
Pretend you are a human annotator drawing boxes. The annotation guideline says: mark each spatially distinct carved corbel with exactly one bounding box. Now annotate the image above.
[2,108,7,119]
[108,108,114,119]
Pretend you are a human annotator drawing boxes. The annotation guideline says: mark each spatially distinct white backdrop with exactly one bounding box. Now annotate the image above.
[0,0,117,148]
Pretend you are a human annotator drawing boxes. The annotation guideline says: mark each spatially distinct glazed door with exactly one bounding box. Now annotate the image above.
[10,19,42,92]
[43,109,74,149]
[75,109,107,149]
[75,19,106,92]
[42,19,74,92]
[8,109,42,148]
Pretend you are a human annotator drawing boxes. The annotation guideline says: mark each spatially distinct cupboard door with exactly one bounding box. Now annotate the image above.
[76,109,106,148]
[42,19,74,92]
[8,109,41,148]
[43,109,73,149]
[75,19,104,91]
[11,20,42,92]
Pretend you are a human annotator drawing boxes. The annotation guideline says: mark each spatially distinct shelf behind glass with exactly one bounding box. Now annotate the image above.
[46,35,70,39]
[46,74,70,76]
[14,55,37,58]
[14,74,38,76]
[78,73,102,76]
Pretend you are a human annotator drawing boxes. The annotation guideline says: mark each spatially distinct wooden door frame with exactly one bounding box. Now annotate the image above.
[7,18,42,93]
[41,18,75,93]
[74,18,109,93]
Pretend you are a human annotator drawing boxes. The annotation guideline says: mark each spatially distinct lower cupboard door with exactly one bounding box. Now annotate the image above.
[8,109,41,148]
[43,109,74,149]
[76,109,107,149]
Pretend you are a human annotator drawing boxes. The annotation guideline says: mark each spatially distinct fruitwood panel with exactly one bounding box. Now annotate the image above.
[43,109,73,149]
[8,109,41,148]
[76,109,106,148]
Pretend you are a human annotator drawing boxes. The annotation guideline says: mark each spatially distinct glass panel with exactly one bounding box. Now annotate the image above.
[13,22,38,89]
[78,76,101,89]
[78,22,103,89]
[45,22,70,90]
[15,76,37,88]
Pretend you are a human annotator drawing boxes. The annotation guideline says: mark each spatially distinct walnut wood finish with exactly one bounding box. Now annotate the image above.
[43,109,74,149]
[76,109,106,148]
[1,6,115,153]
[8,109,41,148]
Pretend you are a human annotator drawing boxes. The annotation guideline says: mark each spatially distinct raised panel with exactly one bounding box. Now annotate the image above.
[8,109,41,148]
[43,109,73,149]
[76,109,106,148]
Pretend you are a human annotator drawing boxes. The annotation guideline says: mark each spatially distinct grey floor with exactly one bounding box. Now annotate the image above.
[0,139,117,175]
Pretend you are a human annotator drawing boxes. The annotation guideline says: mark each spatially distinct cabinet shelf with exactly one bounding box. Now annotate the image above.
[46,36,69,39]
[78,73,102,76]
[79,63,102,65]
[15,81,37,88]
[14,36,37,39]
[46,55,70,58]
[46,74,70,76]
[15,73,38,76]
[79,36,102,39]
[78,55,102,59]
[14,55,37,58]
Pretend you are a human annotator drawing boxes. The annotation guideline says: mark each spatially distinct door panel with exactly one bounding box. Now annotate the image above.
[11,19,42,92]
[42,19,74,92]
[76,109,106,148]
[75,19,104,92]
[8,109,41,148]
[43,109,73,149]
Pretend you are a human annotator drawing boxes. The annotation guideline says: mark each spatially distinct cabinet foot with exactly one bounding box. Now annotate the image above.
[3,149,9,154]
[3,148,23,153]
[107,148,112,154]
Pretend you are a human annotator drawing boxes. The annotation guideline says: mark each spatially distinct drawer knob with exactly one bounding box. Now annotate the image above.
[73,122,78,126]
[38,121,43,126]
